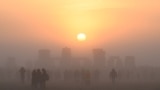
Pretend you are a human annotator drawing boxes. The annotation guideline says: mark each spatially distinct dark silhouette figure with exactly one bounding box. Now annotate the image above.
[31,70,37,88]
[26,69,31,82]
[93,70,100,81]
[110,69,118,84]
[40,68,49,89]
[84,70,91,85]
[31,69,42,89]
[74,70,80,82]
[36,69,42,88]
[19,67,26,83]
[81,69,91,86]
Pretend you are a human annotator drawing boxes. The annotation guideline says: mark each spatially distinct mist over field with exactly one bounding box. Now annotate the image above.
[0,0,160,90]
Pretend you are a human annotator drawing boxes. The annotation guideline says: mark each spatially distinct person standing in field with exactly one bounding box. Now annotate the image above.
[40,68,49,89]
[19,67,26,83]
[31,69,37,88]
[110,69,118,84]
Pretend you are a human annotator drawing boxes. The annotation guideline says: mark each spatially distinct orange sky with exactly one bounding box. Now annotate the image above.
[0,0,160,65]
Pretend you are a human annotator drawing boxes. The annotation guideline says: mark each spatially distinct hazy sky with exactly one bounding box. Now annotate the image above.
[0,0,160,66]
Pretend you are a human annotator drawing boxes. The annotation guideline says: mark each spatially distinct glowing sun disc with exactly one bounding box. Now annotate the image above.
[77,33,86,41]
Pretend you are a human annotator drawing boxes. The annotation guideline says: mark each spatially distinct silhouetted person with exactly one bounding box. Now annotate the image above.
[74,70,80,82]
[36,69,42,88]
[93,70,100,81]
[40,68,49,89]
[31,70,37,88]
[64,70,70,81]
[85,70,91,85]
[26,69,31,82]
[32,69,42,88]
[81,69,91,86]
[19,67,26,83]
[110,69,117,84]
[110,69,118,90]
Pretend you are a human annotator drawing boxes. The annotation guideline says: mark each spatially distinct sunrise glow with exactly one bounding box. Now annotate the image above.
[77,33,86,41]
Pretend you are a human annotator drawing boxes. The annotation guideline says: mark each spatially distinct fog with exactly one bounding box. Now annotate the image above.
[0,8,160,66]
[0,0,160,90]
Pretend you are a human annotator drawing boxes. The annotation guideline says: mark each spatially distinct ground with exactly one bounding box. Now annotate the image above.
[0,82,160,90]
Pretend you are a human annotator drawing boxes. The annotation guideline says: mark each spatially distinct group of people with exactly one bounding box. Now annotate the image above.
[19,67,49,89]
[31,68,49,89]
[19,67,117,89]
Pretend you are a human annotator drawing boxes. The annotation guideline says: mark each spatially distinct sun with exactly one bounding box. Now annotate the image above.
[77,33,86,41]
